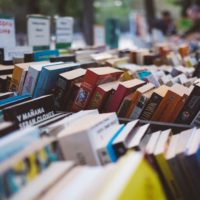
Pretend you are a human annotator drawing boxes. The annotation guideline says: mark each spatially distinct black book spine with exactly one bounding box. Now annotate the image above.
[112,142,127,159]
[175,85,200,124]
[139,93,162,120]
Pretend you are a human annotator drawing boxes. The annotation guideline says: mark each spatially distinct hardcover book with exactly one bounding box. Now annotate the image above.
[54,68,86,110]
[72,67,123,111]
[33,62,80,97]
[106,79,145,113]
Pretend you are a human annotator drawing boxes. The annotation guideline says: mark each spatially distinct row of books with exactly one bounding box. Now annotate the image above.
[0,106,199,200]
[0,44,200,127]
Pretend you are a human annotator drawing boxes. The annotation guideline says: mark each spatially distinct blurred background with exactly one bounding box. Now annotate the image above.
[0,0,199,48]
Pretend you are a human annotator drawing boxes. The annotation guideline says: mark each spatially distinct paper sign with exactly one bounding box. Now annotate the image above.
[56,17,74,44]
[27,16,50,47]
[0,17,16,47]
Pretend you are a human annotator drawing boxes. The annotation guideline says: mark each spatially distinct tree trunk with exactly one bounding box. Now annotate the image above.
[58,0,67,16]
[82,0,94,45]
[28,0,40,14]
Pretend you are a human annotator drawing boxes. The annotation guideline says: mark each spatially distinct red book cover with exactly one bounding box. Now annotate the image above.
[106,79,145,113]
[72,67,123,111]
[88,81,119,110]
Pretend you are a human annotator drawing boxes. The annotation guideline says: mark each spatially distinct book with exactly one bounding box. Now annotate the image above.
[0,137,59,199]
[127,124,150,150]
[3,95,56,128]
[0,65,14,75]
[0,92,14,100]
[54,68,86,110]
[50,54,76,63]
[66,82,81,111]
[151,84,189,122]
[129,88,156,120]
[33,62,80,97]
[72,67,123,111]
[176,83,200,124]
[96,124,124,165]
[139,85,169,120]
[33,50,59,61]
[124,83,155,118]
[58,113,119,165]
[112,120,139,159]
[11,161,75,200]
[0,94,31,110]
[0,126,40,163]
[98,152,166,200]
[22,61,54,96]
[0,75,8,92]
[0,121,18,138]
[106,79,145,113]
[88,81,120,111]
[153,129,183,200]
[9,61,47,94]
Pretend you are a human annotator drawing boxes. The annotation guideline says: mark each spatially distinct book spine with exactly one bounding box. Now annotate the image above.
[176,86,200,124]
[157,92,181,122]
[191,110,200,126]
[87,87,107,110]
[22,67,39,96]
[9,67,23,93]
[125,92,140,118]
[66,84,80,111]
[54,76,69,110]
[97,147,112,165]
[18,70,27,95]
[107,85,127,112]
[139,93,162,120]
[72,82,95,112]
[117,98,132,118]
[0,48,4,64]
[112,142,127,159]
[130,95,148,120]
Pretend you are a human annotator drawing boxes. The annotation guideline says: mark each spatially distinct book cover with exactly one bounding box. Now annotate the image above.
[33,62,80,98]
[88,81,119,111]
[22,61,52,96]
[58,113,119,165]
[176,83,200,124]
[139,85,169,120]
[72,67,123,111]
[3,95,56,128]
[106,79,145,113]
[54,68,86,110]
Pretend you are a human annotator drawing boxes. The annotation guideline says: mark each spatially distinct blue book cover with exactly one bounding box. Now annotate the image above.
[33,62,80,97]
[106,124,125,163]
[0,94,31,108]
[0,127,40,163]
[34,50,59,61]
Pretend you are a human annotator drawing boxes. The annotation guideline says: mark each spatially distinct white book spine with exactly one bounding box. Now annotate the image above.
[60,114,119,166]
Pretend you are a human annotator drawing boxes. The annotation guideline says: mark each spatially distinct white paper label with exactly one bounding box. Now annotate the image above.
[56,17,74,44]
[0,18,16,47]
[27,17,50,47]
